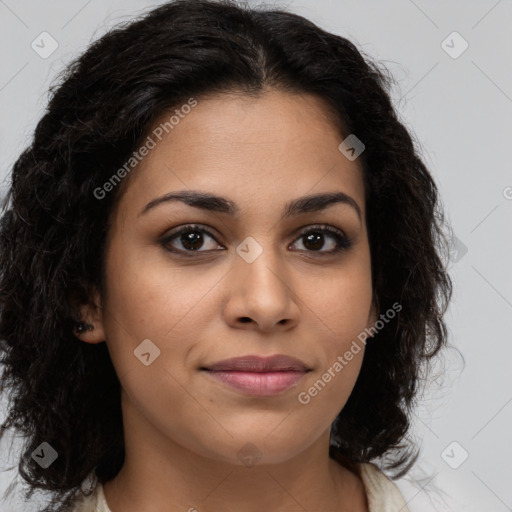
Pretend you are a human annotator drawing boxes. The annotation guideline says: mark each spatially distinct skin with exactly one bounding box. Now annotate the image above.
[76,88,377,512]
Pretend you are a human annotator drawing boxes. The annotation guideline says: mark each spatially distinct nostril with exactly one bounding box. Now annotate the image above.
[240,317,252,323]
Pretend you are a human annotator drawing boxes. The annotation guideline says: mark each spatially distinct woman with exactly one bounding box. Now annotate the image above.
[0,0,452,510]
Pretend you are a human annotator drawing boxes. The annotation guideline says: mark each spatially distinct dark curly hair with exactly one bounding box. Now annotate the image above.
[0,0,453,509]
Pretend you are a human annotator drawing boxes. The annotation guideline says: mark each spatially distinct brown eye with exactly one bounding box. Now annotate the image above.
[290,225,353,255]
[161,225,223,254]
[160,223,352,258]
[177,230,206,251]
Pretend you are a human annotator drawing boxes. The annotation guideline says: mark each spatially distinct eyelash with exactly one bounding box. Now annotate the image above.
[159,223,353,258]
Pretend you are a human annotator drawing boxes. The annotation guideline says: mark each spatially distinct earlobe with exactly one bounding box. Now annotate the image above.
[72,289,106,344]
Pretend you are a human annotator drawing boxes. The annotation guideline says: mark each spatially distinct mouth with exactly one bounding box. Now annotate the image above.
[200,354,311,397]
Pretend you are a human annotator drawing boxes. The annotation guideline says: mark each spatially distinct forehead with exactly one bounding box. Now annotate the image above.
[116,89,365,219]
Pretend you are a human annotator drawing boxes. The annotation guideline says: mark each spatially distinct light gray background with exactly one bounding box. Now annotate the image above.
[1,1,511,511]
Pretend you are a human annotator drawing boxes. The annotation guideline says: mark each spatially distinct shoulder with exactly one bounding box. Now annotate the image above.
[356,462,410,512]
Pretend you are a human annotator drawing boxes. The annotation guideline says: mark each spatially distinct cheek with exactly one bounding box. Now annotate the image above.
[100,251,218,446]
[102,241,220,350]
[295,322,366,430]
[300,267,372,398]
[307,264,373,343]
[100,243,197,397]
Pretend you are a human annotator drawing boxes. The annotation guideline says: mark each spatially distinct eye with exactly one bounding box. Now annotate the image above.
[160,223,353,257]
[160,224,223,255]
[289,224,353,255]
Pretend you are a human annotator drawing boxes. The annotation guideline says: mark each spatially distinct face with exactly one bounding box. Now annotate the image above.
[81,88,376,467]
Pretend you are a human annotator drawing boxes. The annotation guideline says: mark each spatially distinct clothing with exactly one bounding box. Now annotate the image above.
[72,462,409,511]
[359,462,410,511]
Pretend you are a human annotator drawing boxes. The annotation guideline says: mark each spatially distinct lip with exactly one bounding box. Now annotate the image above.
[202,354,310,372]
[201,355,311,396]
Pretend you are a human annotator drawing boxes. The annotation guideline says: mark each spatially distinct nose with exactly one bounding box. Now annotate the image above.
[222,245,300,333]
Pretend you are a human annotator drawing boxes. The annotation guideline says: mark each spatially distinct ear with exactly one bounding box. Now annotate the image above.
[73,288,106,344]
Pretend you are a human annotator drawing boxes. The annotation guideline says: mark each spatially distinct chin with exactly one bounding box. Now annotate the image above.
[197,433,313,468]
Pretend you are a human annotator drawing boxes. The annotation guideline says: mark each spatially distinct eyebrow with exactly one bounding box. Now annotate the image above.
[138,190,362,223]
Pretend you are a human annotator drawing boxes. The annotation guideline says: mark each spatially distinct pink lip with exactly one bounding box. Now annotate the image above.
[201,355,310,396]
